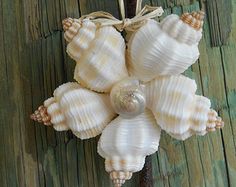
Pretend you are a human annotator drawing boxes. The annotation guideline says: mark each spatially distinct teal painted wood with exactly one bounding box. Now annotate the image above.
[0,0,236,186]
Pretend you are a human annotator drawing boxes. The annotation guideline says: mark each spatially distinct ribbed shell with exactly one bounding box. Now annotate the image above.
[145,75,220,140]
[67,20,96,62]
[180,11,204,31]
[98,109,161,173]
[60,87,116,139]
[45,82,80,131]
[127,19,200,82]
[161,14,202,45]
[64,19,128,92]
[167,95,211,140]
[74,25,128,92]
[63,18,81,42]
[44,82,116,139]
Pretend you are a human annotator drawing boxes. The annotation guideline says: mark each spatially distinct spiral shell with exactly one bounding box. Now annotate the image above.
[30,105,51,126]
[161,12,203,45]
[31,82,116,139]
[127,11,204,82]
[63,19,128,92]
[110,77,146,118]
[98,109,161,186]
[145,75,224,140]
[45,82,81,131]
[180,11,205,31]
[62,18,82,42]
[66,20,96,62]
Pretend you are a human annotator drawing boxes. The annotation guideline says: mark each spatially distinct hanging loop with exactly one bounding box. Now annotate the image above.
[75,1,164,31]
[136,0,143,15]
[118,0,126,20]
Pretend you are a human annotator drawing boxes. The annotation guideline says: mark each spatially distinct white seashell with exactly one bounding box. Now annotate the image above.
[63,19,128,92]
[44,98,68,131]
[60,87,116,139]
[127,11,204,82]
[98,109,161,186]
[145,75,223,140]
[110,77,146,118]
[62,18,82,42]
[167,96,217,140]
[66,20,97,61]
[161,11,204,45]
[32,82,116,139]
[45,82,81,131]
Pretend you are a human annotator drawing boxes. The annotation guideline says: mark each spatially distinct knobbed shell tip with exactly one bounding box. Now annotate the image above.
[62,17,74,31]
[30,105,51,126]
[110,171,132,187]
[62,18,82,42]
[180,10,205,30]
[207,110,224,132]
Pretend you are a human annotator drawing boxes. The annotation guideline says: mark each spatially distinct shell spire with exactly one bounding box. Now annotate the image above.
[191,10,205,21]
[110,171,132,187]
[62,17,81,42]
[180,10,205,30]
[30,105,51,126]
[207,110,224,132]
[62,17,73,31]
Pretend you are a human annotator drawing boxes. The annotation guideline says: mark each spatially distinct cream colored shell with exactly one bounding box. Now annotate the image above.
[127,12,203,82]
[64,19,128,92]
[145,75,221,140]
[161,14,202,45]
[44,82,116,139]
[66,20,96,62]
[98,109,161,186]
[63,18,81,43]
[45,82,81,131]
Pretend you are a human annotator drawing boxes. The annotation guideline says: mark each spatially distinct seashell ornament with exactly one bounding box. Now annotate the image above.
[31,82,116,139]
[98,109,161,187]
[145,75,224,140]
[127,11,205,82]
[110,77,146,118]
[63,18,128,92]
[31,4,225,186]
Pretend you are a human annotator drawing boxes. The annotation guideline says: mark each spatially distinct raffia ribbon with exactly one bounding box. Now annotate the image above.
[76,3,164,31]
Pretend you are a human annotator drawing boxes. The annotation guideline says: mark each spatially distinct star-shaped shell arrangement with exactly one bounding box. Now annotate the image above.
[31,2,224,187]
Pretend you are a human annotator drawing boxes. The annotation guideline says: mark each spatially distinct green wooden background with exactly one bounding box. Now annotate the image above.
[0,0,236,186]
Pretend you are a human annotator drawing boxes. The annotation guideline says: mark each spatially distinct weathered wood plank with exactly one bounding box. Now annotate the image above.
[206,0,232,46]
[218,6,236,185]
[151,0,194,8]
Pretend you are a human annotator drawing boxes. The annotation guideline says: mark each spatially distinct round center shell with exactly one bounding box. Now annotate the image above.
[110,77,146,118]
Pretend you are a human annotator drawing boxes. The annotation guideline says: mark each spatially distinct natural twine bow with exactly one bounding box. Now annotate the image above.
[76,0,164,31]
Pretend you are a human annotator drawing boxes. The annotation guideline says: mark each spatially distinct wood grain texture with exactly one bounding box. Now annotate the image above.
[0,0,236,187]
[140,156,153,187]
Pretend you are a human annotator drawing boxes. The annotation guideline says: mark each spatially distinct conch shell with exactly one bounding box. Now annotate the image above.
[98,109,161,187]
[31,82,116,139]
[145,75,224,140]
[127,11,204,82]
[63,18,128,92]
